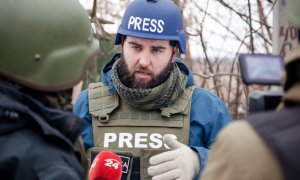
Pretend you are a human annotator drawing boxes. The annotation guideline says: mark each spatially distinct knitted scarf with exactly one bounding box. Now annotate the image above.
[111,59,188,110]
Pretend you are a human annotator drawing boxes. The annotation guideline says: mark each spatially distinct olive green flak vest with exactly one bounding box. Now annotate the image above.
[88,82,195,180]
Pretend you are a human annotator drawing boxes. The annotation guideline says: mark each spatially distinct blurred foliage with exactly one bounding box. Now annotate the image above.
[82,37,118,90]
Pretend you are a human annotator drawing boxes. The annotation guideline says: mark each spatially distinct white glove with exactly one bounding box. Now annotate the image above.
[147,134,200,180]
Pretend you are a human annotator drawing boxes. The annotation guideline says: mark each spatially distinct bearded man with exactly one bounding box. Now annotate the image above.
[74,0,232,179]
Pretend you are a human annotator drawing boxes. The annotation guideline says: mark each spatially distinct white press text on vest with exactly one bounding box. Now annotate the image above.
[104,133,177,149]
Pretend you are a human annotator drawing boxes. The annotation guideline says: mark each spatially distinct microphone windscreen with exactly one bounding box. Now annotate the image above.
[89,151,122,180]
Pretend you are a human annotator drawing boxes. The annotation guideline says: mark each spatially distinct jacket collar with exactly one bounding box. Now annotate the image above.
[0,81,85,148]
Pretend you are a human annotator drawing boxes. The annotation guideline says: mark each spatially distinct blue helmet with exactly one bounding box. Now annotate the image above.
[115,0,186,54]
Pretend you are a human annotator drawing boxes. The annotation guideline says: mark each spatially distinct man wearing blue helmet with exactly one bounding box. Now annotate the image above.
[74,0,232,179]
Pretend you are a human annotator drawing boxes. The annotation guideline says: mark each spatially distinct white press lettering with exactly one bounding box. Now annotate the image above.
[157,20,165,33]
[134,17,142,31]
[127,16,164,33]
[103,133,177,148]
[128,16,135,30]
[149,133,163,149]
[142,18,150,32]
[104,133,117,148]
[119,133,133,148]
[135,133,148,148]
[150,19,157,32]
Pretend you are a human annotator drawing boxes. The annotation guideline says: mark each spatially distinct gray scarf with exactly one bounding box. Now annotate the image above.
[111,59,188,110]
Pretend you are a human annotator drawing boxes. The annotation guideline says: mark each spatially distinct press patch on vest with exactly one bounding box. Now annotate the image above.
[103,133,177,149]
[90,83,194,161]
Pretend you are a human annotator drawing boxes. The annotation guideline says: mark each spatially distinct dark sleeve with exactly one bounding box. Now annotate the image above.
[29,130,85,180]
[0,129,84,180]
[32,136,84,180]
[34,162,83,180]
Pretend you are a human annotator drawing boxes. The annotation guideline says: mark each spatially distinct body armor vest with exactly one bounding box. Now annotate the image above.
[88,82,195,180]
[248,108,300,180]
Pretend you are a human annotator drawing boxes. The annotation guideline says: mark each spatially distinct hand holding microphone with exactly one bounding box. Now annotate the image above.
[89,151,122,180]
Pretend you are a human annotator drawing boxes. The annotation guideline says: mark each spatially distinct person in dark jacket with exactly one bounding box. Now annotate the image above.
[0,0,99,179]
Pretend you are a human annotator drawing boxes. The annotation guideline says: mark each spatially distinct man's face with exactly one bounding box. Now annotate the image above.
[118,36,176,89]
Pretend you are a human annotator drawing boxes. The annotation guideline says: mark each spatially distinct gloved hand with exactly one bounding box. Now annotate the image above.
[147,134,200,180]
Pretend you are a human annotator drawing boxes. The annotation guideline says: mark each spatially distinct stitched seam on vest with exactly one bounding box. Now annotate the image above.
[110,112,183,121]
[95,119,184,127]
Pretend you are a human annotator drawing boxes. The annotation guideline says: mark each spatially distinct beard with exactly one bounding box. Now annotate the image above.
[117,54,174,89]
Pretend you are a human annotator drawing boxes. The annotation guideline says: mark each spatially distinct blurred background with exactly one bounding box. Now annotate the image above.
[77,0,298,119]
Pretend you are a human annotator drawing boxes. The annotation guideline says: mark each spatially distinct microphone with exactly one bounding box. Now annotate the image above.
[89,151,122,180]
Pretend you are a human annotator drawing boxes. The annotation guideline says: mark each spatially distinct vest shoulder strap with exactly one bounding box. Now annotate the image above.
[89,83,196,119]
[160,85,196,117]
[88,82,119,121]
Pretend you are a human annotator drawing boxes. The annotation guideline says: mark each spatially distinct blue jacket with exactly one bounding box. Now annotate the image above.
[74,54,232,176]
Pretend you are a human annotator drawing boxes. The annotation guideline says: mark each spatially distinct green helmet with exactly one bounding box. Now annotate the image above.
[287,0,300,28]
[0,0,99,92]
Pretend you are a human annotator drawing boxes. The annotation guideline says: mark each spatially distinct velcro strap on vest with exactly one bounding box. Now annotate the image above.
[88,82,119,122]
[160,85,195,118]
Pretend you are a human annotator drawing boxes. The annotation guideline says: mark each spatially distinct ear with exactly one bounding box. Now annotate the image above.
[171,47,178,63]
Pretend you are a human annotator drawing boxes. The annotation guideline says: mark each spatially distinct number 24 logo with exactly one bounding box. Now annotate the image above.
[104,158,121,170]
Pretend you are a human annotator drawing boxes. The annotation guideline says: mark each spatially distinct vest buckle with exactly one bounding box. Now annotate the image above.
[98,114,109,123]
